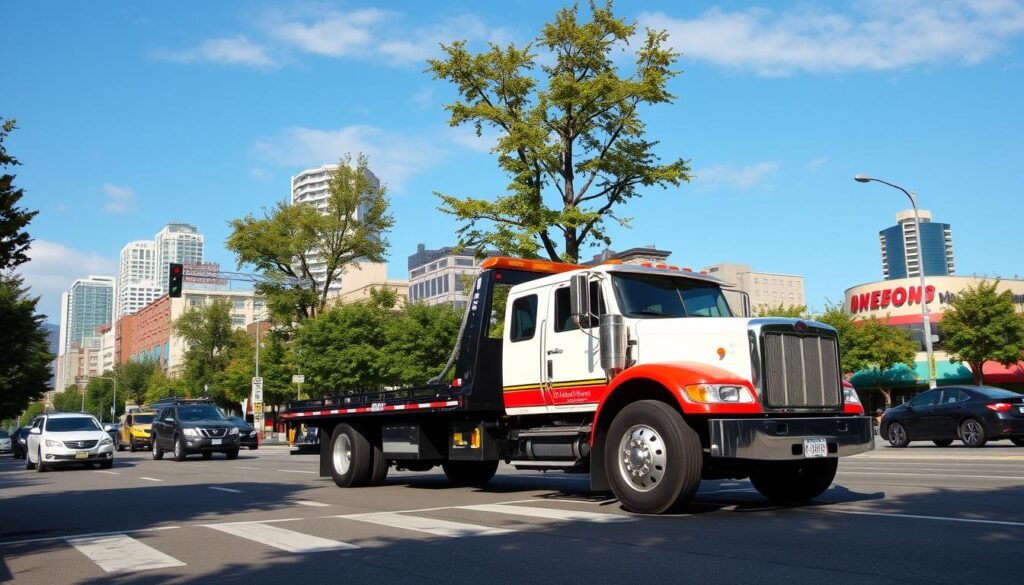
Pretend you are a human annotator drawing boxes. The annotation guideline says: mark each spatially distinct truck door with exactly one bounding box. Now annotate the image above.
[544,281,607,413]
[501,288,549,415]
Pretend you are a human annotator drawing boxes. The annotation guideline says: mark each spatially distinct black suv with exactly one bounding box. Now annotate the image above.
[150,399,240,461]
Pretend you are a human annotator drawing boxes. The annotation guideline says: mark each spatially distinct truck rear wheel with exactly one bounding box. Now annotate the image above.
[369,429,389,486]
[749,458,838,503]
[330,424,372,487]
[605,400,702,514]
[442,460,498,486]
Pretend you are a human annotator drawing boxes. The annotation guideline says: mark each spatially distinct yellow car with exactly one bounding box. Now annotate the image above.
[118,411,155,452]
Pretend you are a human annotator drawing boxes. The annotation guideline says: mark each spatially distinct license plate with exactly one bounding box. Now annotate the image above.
[211,439,222,445]
[75,451,88,459]
[803,437,828,458]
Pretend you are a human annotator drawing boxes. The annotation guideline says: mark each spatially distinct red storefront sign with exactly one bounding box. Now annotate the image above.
[850,285,936,314]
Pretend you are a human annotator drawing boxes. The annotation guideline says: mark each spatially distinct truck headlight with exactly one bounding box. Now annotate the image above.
[683,384,755,404]
[182,428,199,437]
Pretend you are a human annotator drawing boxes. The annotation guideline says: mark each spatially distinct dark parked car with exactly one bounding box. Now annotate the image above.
[227,416,259,450]
[880,386,1024,448]
[12,426,31,459]
[150,398,240,461]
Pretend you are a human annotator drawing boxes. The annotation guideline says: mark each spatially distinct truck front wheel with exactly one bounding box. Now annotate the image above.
[749,458,838,503]
[330,424,372,487]
[605,400,702,514]
[442,460,498,486]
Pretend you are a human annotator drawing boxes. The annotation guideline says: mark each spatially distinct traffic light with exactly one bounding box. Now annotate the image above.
[168,263,184,298]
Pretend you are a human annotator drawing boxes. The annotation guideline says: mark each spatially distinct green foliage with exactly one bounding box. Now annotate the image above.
[173,299,238,404]
[111,360,159,407]
[0,274,54,418]
[1,117,37,271]
[18,401,44,426]
[754,304,808,319]
[940,280,1024,384]
[428,2,690,262]
[844,316,918,389]
[227,153,394,322]
[383,302,463,386]
[144,368,189,404]
[814,303,859,375]
[52,386,84,413]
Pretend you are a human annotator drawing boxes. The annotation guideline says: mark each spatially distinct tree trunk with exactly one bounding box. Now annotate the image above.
[971,361,984,385]
[879,388,892,408]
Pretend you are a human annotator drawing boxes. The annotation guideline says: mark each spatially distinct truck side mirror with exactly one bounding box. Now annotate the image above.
[569,274,591,324]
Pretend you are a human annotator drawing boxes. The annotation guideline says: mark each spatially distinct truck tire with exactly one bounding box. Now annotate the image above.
[749,458,838,503]
[369,429,389,486]
[605,400,702,514]
[330,424,373,487]
[442,460,499,486]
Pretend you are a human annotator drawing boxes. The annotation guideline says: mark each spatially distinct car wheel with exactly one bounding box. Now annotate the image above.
[605,400,702,514]
[932,439,954,447]
[202,451,213,460]
[750,458,839,504]
[887,422,910,448]
[129,437,137,452]
[330,423,373,488]
[36,449,48,473]
[1011,438,1024,447]
[152,436,164,460]
[225,449,239,460]
[25,451,36,470]
[173,436,187,461]
[960,419,987,448]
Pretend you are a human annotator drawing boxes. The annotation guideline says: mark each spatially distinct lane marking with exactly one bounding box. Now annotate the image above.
[95,470,120,475]
[209,487,242,494]
[343,512,514,537]
[459,504,633,523]
[204,522,358,552]
[208,517,304,526]
[295,501,329,507]
[138,477,163,482]
[838,471,1024,480]
[276,469,316,474]
[820,508,1024,528]
[233,466,261,470]
[67,533,185,573]
[0,526,180,547]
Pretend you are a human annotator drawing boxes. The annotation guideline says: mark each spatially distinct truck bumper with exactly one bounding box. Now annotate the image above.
[708,416,874,460]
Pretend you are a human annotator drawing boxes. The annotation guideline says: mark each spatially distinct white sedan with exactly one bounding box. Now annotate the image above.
[26,413,115,471]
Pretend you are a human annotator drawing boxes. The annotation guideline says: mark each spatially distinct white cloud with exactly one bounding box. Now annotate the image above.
[16,240,118,322]
[269,9,393,57]
[446,125,503,153]
[639,1,1024,75]
[693,161,779,191]
[254,125,447,192]
[806,156,830,171]
[155,36,277,68]
[102,182,136,214]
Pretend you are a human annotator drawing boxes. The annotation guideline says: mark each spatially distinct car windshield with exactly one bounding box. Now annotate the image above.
[228,417,247,425]
[46,417,101,432]
[611,273,733,318]
[133,414,154,424]
[177,405,225,421]
[972,387,1023,400]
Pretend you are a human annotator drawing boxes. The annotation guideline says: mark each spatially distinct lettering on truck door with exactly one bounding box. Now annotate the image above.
[544,280,608,413]
[502,288,548,415]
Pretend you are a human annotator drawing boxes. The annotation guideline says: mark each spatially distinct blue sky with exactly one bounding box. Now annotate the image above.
[7,0,1024,322]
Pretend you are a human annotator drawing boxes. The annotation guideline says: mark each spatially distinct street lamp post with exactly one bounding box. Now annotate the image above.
[92,376,119,423]
[855,174,937,389]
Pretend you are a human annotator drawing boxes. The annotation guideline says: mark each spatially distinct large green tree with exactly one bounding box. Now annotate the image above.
[844,316,918,406]
[383,300,463,386]
[110,360,159,407]
[814,303,859,375]
[227,153,394,322]
[754,304,809,319]
[144,368,189,404]
[173,299,238,404]
[940,280,1024,385]
[1,117,36,270]
[52,385,83,413]
[429,2,689,263]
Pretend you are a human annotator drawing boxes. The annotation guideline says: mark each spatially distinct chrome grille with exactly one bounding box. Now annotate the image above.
[199,428,226,438]
[64,440,98,449]
[763,332,841,409]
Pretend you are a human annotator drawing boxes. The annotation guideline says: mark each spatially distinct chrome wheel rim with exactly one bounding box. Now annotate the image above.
[962,421,982,445]
[332,433,352,476]
[174,439,182,457]
[888,423,906,446]
[616,424,667,492]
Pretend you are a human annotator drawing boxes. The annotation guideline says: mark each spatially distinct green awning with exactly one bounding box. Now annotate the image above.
[849,360,973,389]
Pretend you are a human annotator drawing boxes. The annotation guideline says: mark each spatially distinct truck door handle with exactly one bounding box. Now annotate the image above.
[547,348,563,355]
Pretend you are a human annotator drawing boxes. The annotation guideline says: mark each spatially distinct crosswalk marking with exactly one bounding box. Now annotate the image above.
[459,504,633,523]
[204,522,358,553]
[343,513,514,537]
[66,534,185,573]
[295,500,330,507]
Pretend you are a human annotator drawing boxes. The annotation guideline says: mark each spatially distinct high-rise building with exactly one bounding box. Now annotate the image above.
[155,222,204,291]
[879,209,955,280]
[114,223,205,319]
[407,243,498,309]
[291,164,380,296]
[701,263,806,309]
[60,275,115,355]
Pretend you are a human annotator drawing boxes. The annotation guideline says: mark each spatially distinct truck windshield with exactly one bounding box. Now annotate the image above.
[133,414,154,425]
[611,273,733,318]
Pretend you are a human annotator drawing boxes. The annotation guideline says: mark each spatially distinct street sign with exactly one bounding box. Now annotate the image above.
[110,406,115,416]
[292,374,305,384]
[252,377,264,403]
[253,403,263,416]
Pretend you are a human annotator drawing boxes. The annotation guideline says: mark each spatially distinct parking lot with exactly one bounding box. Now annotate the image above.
[1,443,1022,585]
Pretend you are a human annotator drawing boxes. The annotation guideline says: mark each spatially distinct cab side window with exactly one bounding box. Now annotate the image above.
[510,294,538,342]
[554,283,606,332]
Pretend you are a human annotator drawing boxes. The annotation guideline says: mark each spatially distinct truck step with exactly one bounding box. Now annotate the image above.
[515,425,591,438]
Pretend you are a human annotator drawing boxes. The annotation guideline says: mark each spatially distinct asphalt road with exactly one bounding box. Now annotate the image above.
[2,442,1023,585]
